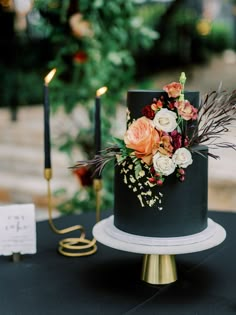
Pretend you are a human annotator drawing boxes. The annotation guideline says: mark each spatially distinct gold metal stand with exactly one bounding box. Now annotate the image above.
[93,178,102,223]
[141,254,177,285]
[44,168,97,257]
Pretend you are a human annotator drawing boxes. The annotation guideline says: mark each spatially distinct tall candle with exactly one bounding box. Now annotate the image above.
[44,69,56,169]
[94,87,108,154]
[94,86,108,179]
[44,83,51,169]
[95,95,101,156]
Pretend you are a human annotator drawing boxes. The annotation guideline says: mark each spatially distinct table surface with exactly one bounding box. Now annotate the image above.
[0,210,236,315]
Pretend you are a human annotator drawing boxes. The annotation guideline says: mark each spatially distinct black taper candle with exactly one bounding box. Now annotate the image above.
[94,95,101,179]
[95,95,101,156]
[44,83,51,169]
[43,68,56,171]
[94,86,107,180]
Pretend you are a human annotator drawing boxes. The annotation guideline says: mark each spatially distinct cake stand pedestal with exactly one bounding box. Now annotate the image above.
[92,215,226,285]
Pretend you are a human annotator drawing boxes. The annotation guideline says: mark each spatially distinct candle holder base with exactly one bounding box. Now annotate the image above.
[58,237,97,257]
[45,169,97,257]
[93,178,102,223]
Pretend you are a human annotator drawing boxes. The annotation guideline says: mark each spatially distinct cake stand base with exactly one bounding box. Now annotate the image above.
[93,215,226,285]
[141,254,177,285]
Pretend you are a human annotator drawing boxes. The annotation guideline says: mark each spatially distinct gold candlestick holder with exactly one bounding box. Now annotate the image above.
[44,168,97,257]
[93,178,102,223]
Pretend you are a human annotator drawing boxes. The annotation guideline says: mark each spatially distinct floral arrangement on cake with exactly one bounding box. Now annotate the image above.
[118,72,197,187]
[73,73,236,207]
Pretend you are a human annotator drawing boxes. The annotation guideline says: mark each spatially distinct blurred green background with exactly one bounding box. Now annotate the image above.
[1,0,236,217]
[1,0,235,112]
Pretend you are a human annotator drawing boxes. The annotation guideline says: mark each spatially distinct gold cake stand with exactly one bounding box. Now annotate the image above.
[93,215,226,285]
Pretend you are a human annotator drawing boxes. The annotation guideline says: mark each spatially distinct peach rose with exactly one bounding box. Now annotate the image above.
[163,82,183,98]
[175,100,198,121]
[124,117,160,165]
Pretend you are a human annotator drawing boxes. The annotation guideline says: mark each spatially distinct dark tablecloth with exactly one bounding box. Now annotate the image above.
[0,210,236,315]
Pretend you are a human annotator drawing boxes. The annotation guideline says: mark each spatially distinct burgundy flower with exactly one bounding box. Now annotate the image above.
[73,166,93,187]
[150,166,155,175]
[167,101,175,110]
[184,136,189,147]
[141,104,155,119]
[170,130,182,150]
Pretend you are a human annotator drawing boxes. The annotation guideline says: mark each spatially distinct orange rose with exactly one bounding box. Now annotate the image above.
[163,82,183,98]
[175,100,198,121]
[124,117,160,165]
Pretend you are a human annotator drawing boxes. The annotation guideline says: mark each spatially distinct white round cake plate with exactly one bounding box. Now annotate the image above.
[93,215,226,255]
[92,215,226,285]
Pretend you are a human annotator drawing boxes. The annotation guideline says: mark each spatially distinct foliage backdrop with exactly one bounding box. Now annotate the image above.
[34,0,158,213]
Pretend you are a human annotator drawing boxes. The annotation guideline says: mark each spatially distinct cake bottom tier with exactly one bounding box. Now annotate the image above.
[114,147,208,237]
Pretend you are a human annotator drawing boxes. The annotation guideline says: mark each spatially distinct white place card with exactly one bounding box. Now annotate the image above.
[0,203,37,256]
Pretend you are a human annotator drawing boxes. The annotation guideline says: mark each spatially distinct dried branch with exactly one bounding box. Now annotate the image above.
[71,145,121,177]
[189,86,236,156]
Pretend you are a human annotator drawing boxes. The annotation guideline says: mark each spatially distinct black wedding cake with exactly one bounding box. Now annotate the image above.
[113,90,208,237]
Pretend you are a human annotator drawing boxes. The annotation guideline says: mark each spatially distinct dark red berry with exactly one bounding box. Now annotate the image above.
[156,179,163,186]
[148,177,156,183]
[179,175,185,182]
[178,168,185,175]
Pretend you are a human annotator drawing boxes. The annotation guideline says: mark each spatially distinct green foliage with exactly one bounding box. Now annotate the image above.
[34,0,157,214]
[136,2,165,28]
[134,1,235,77]
[34,0,157,112]
[206,21,233,52]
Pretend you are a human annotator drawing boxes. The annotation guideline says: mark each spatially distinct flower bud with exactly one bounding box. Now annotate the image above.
[179,72,186,85]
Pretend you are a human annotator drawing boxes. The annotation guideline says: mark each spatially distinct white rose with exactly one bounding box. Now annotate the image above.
[153,108,177,132]
[153,153,176,176]
[172,147,193,168]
